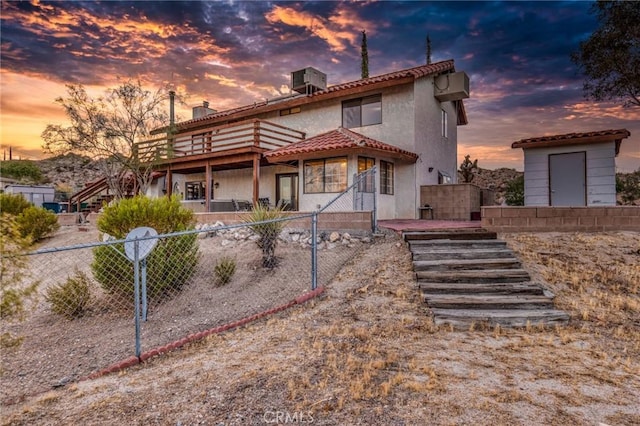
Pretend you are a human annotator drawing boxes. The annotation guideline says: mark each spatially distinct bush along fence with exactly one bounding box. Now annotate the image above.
[0,167,377,404]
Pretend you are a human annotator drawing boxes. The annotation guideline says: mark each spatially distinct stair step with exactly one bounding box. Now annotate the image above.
[423,294,554,310]
[413,258,522,271]
[409,239,507,249]
[404,231,497,241]
[413,249,515,261]
[430,308,571,328]
[418,282,545,295]
[416,269,530,284]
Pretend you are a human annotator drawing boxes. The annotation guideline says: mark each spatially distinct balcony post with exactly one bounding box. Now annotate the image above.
[205,161,211,212]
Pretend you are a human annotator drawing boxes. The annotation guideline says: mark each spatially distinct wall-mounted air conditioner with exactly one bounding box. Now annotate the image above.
[434,71,470,102]
[291,67,327,94]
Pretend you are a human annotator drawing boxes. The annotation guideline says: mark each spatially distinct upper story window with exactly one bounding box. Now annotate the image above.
[441,109,448,139]
[342,95,382,129]
[304,157,347,193]
[280,106,301,116]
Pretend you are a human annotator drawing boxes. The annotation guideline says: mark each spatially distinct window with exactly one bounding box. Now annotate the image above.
[185,181,206,200]
[441,109,448,139]
[279,106,301,116]
[342,95,382,128]
[380,161,394,195]
[304,157,347,193]
[357,157,375,193]
[438,171,452,184]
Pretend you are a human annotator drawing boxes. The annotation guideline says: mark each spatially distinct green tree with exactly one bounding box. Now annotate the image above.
[505,175,525,206]
[42,81,174,197]
[459,155,478,183]
[0,160,43,183]
[361,30,369,79]
[571,1,640,107]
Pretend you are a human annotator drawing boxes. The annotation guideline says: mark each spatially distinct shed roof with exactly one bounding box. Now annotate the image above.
[264,127,419,163]
[511,129,631,155]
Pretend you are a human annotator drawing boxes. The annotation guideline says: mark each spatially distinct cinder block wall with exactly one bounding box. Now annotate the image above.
[482,206,640,232]
[421,184,490,220]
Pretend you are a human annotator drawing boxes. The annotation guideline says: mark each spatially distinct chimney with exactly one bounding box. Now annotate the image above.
[192,101,216,119]
[203,101,209,109]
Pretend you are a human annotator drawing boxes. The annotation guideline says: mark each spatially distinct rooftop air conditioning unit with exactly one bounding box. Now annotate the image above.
[434,71,470,102]
[291,67,327,94]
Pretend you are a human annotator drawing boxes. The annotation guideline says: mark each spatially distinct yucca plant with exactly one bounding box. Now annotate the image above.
[245,203,285,269]
[214,256,236,286]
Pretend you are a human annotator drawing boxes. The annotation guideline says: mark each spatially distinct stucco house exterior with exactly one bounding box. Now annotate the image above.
[511,129,631,206]
[140,59,469,219]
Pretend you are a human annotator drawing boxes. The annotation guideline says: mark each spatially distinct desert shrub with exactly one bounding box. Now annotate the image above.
[245,203,285,269]
[504,175,525,206]
[0,193,31,216]
[16,206,60,242]
[45,270,91,319]
[459,154,478,183]
[214,256,236,286]
[0,215,38,347]
[616,169,640,205]
[0,160,43,183]
[91,195,199,299]
[97,194,194,237]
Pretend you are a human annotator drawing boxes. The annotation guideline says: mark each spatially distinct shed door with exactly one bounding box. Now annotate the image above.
[549,152,586,206]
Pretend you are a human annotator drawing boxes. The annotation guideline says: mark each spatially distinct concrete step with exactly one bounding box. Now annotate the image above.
[418,282,545,296]
[416,269,531,284]
[404,230,497,241]
[412,249,516,261]
[413,258,522,271]
[430,308,571,328]
[423,294,555,310]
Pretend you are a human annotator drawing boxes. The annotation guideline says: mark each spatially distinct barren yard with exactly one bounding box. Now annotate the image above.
[2,229,639,425]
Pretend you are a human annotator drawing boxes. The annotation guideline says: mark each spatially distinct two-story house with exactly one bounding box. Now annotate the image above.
[138,59,469,220]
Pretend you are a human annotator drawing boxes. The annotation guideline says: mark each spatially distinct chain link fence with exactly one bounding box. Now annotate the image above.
[1,167,378,404]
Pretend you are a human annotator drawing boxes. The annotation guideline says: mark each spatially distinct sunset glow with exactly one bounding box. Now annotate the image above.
[1,1,638,171]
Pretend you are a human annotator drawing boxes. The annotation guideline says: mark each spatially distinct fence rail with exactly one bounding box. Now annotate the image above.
[0,167,377,404]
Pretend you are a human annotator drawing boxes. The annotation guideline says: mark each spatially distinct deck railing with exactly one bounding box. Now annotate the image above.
[134,119,305,163]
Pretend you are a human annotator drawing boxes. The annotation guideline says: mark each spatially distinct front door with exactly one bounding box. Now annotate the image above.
[549,152,586,206]
[276,174,298,211]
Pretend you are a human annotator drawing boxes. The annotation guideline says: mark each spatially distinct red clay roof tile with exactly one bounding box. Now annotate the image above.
[264,127,419,162]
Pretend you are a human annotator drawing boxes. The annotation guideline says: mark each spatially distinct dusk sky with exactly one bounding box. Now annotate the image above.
[1,0,638,171]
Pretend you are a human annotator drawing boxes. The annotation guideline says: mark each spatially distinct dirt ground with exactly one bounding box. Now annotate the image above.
[2,229,639,425]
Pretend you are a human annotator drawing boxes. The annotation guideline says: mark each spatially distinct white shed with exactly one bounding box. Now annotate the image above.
[3,184,55,208]
[512,129,630,206]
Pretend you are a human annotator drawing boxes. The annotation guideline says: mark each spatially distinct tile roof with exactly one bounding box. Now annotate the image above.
[512,129,631,155]
[177,60,460,130]
[264,127,419,162]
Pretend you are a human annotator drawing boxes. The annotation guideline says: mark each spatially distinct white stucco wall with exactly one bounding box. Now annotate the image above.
[522,142,617,206]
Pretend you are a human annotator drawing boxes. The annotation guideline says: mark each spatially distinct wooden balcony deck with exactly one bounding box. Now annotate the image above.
[135,119,305,164]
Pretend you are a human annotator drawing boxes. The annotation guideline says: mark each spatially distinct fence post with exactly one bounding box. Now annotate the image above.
[311,211,318,290]
[133,240,141,358]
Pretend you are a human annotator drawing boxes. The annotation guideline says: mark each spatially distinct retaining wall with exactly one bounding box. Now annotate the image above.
[481,206,639,232]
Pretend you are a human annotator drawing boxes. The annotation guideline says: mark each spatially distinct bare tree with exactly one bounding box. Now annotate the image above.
[42,80,172,197]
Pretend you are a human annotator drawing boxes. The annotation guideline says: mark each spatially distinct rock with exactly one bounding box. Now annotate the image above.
[221,239,233,247]
[361,237,371,243]
[342,232,351,241]
[326,242,336,250]
[213,221,225,228]
[291,233,300,242]
[329,231,340,243]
